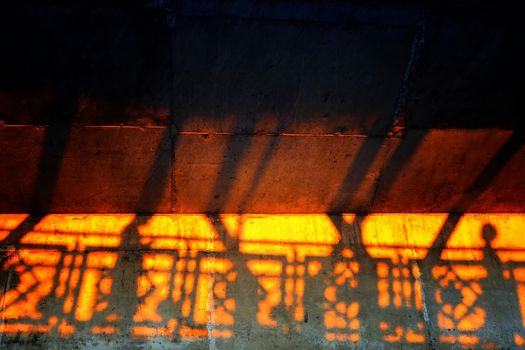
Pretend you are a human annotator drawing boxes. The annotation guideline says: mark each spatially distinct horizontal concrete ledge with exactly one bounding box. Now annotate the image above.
[1,126,524,213]
[0,125,373,137]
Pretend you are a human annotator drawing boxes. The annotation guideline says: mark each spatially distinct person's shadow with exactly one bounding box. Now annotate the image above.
[476,223,524,347]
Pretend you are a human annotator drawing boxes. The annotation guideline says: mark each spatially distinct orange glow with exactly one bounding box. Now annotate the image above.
[433,265,486,346]
[362,214,447,261]
[2,213,525,347]
[363,215,430,343]
[0,214,29,241]
[23,214,134,251]
[75,252,118,322]
[442,215,525,261]
[1,249,60,320]
[361,214,525,346]
[323,255,360,343]
[228,214,341,263]
[193,257,235,326]
[0,215,130,337]
[132,215,235,340]
[231,215,344,333]
[139,215,226,252]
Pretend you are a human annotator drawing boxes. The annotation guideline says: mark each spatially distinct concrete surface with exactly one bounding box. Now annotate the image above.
[1,2,524,347]
[1,126,524,213]
[1,1,524,131]
[1,213,525,349]
[1,1,524,213]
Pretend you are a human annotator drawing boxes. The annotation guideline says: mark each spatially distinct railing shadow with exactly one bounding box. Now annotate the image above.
[2,214,525,348]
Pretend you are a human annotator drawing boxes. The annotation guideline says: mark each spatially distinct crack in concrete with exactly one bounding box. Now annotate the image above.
[391,13,427,132]
[416,261,436,349]
[207,253,218,350]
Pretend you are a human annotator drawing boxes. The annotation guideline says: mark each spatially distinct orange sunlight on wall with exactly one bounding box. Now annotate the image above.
[1,214,525,347]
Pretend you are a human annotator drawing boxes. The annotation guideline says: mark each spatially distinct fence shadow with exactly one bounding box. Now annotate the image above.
[1,213,525,348]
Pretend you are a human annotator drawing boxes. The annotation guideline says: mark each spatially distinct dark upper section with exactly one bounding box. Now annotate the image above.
[0,0,524,132]
[1,1,525,214]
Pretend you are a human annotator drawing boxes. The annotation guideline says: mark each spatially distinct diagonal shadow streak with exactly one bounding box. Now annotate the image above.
[419,130,525,345]
[203,118,288,336]
[237,119,287,214]
[427,130,525,261]
[206,119,288,252]
[321,14,429,345]
[343,130,523,347]
[328,136,387,212]
[106,64,177,339]
[204,121,258,213]
[323,130,524,347]
[1,90,77,253]
[329,12,427,213]
[57,2,180,336]
[0,80,78,348]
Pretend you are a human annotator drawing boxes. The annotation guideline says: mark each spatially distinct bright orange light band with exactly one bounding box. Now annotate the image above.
[1,214,524,347]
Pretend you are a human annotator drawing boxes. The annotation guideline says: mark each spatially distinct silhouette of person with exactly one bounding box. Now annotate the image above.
[476,223,523,347]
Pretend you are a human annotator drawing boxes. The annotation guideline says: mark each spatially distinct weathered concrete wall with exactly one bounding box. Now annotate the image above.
[1,1,523,130]
[1,1,524,213]
[1,1,524,349]
[1,126,524,213]
[1,214,525,349]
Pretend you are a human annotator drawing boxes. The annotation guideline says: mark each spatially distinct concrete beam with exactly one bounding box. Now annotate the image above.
[1,126,523,213]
